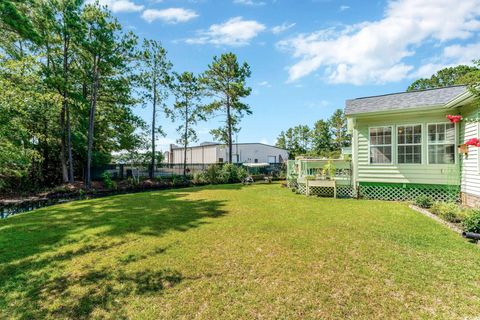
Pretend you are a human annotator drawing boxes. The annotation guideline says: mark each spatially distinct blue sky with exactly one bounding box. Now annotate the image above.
[92,0,480,151]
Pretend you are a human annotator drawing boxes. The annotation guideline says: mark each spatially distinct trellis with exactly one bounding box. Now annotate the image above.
[306,185,355,198]
[358,183,460,202]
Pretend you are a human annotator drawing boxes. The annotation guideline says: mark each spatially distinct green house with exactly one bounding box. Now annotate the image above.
[346,85,480,205]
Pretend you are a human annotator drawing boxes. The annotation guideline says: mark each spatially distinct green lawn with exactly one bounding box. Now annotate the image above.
[1,184,480,319]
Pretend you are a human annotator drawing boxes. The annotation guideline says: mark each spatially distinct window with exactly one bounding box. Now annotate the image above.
[218,158,224,163]
[369,127,392,164]
[254,159,258,163]
[397,125,422,164]
[428,123,455,164]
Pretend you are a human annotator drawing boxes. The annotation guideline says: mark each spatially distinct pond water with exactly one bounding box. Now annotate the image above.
[0,197,77,219]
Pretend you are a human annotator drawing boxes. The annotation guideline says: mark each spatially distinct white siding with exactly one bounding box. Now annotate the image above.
[460,104,480,197]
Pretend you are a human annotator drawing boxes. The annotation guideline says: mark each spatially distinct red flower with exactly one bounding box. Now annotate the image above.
[447,115,462,123]
[465,138,480,146]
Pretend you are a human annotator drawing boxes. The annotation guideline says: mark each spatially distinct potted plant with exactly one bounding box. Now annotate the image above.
[322,161,336,180]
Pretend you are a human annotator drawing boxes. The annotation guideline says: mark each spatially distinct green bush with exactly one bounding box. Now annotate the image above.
[221,164,239,183]
[192,172,206,185]
[236,167,248,182]
[414,195,433,208]
[462,210,480,233]
[172,174,190,186]
[430,202,461,223]
[199,164,248,185]
[203,164,224,184]
[102,171,117,189]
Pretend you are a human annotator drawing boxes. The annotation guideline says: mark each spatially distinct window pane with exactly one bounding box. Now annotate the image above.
[428,144,455,164]
[428,123,455,143]
[397,125,422,164]
[370,146,392,164]
[384,128,392,144]
[428,124,436,142]
[445,123,455,142]
[370,127,392,146]
[414,154,421,164]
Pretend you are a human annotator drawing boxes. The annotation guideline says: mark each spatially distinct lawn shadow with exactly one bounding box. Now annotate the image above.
[0,184,241,318]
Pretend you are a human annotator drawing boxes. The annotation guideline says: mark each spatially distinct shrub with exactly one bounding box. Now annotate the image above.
[192,172,206,185]
[415,195,433,208]
[236,167,248,182]
[203,164,224,184]
[430,202,461,223]
[172,174,190,187]
[102,171,117,189]
[221,164,239,183]
[462,210,480,233]
[199,164,248,184]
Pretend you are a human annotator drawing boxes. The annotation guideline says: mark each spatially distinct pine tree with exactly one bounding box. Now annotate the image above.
[202,53,252,163]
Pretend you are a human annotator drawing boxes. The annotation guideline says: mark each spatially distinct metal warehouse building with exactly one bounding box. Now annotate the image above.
[166,142,288,165]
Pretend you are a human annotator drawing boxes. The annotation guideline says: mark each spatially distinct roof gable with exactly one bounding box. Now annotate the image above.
[345,85,467,116]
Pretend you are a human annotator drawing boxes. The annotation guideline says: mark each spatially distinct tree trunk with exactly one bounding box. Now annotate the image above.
[66,103,73,182]
[63,35,74,183]
[150,77,157,180]
[60,103,68,183]
[226,97,233,164]
[86,56,99,189]
[183,103,188,176]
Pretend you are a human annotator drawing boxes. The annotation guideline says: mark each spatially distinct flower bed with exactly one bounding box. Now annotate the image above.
[412,196,480,241]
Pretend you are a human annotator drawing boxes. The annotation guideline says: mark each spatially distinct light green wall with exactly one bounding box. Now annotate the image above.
[352,109,460,186]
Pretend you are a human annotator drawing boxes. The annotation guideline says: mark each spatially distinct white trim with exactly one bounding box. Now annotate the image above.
[426,122,457,165]
[368,125,393,165]
[396,123,423,165]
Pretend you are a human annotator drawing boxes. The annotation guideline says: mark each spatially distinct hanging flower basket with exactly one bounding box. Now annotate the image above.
[447,115,462,123]
[465,138,480,146]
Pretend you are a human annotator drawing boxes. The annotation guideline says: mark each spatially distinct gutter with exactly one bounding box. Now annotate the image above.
[345,104,445,118]
[444,90,475,109]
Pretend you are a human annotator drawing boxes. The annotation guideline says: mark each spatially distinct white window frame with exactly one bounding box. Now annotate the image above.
[426,122,456,165]
[368,126,393,165]
[396,123,423,165]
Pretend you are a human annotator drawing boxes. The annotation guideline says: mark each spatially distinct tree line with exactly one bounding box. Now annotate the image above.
[406,63,480,92]
[275,109,351,159]
[0,0,252,192]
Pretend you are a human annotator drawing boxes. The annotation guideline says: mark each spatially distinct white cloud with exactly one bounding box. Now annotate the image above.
[278,0,480,84]
[86,0,144,12]
[142,8,199,23]
[186,17,266,46]
[258,81,272,87]
[443,43,480,64]
[306,100,330,109]
[233,0,266,6]
[272,22,296,34]
[339,5,350,11]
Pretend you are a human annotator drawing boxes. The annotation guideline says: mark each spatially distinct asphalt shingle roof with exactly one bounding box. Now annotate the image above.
[345,85,467,115]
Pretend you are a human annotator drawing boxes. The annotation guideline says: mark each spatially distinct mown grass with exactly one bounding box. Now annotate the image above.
[1,183,480,319]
